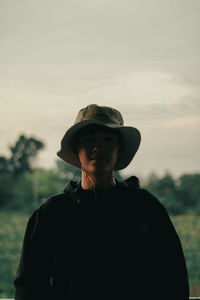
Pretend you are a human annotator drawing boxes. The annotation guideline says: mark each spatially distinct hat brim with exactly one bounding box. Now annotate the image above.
[57,119,141,171]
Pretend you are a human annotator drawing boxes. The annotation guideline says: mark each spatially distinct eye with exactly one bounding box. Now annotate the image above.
[85,136,94,141]
[105,136,118,144]
[81,135,95,143]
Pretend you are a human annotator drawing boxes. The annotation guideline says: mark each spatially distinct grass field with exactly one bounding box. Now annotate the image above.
[171,214,200,296]
[0,211,29,298]
[0,211,200,298]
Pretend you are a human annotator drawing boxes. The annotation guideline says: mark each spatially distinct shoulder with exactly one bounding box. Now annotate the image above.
[136,188,167,211]
[124,183,168,216]
[135,188,161,204]
[41,192,68,209]
[120,176,161,205]
[40,180,79,211]
[123,186,174,233]
[29,182,78,224]
[25,195,76,238]
[26,193,67,225]
[121,176,166,210]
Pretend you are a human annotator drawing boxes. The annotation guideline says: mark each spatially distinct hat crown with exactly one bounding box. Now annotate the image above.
[74,104,124,126]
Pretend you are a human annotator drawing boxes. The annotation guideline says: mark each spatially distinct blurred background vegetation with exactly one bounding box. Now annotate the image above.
[0,134,200,297]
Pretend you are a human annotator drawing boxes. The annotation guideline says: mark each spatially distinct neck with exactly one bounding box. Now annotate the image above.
[81,170,116,190]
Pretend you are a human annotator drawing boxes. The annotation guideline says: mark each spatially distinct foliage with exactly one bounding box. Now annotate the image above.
[56,159,81,182]
[144,172,200,215]
[9,134,44,176]
[0,211,29,298]
[171,214,200,287]
[32,168,66,203]
[0,134,44,177]
[0,169,71,213]
[178,174,200,213]
[0,172,15,207]
[0,134,45,212]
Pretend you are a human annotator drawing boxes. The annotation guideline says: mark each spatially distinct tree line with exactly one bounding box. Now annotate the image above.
[0,134,200,215]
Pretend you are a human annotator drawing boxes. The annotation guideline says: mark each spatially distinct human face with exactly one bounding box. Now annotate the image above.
[76,130,119,175]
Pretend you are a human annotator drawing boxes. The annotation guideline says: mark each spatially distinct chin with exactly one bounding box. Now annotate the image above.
[86,161,115,175]
[94,167,114,175]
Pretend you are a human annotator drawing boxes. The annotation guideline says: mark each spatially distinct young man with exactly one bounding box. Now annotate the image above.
[14,104,189,300]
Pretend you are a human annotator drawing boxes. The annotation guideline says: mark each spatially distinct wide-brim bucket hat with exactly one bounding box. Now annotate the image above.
[57,104,141,171]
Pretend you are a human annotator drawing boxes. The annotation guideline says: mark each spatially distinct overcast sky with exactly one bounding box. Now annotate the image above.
[1,0,200,179]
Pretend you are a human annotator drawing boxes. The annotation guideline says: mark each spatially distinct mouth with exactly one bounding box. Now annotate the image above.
[90,156,107,161]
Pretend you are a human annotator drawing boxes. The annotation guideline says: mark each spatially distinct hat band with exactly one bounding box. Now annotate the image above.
[80,113,123,125]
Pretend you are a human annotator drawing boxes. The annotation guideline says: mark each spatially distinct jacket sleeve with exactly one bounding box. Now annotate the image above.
[140,188,189,300]
[14,206,53,300]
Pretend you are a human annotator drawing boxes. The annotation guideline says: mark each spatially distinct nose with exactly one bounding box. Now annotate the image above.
[92,139,104,153]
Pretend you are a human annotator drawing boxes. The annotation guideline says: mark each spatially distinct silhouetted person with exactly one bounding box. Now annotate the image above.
[14,104,189,299]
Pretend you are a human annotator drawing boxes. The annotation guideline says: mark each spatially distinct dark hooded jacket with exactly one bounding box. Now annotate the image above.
[14,177,189,300]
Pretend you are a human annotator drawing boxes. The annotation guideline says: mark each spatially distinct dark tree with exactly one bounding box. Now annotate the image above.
[9,135,44,176]
[0,156,10,173]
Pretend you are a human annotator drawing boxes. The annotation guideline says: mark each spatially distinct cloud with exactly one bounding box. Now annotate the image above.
[1,0,200,63]
[87,69,195,112]
[1,0,199,176]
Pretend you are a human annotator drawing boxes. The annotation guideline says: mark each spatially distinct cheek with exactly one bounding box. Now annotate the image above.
[77,148,90,163]
[114,150,119,162]
[111,146,119,162]
[77,149,85,162]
